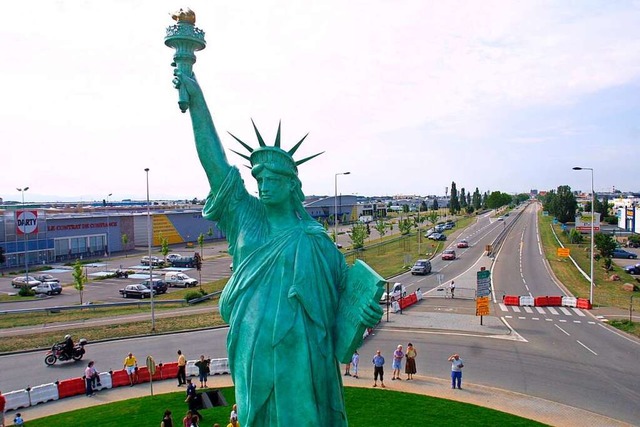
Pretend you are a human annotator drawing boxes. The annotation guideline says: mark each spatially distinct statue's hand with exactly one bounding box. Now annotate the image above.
[172,69,203,100]
[360,300,383,328]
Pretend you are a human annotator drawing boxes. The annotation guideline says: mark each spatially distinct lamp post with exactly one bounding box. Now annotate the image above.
[573,166,595,305]
[17,187,29,282]
[334,172,351,245]
[105,193,112,271]
[145,168,156,332]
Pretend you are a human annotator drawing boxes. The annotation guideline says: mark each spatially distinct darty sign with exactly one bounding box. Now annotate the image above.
[16,210,38,235]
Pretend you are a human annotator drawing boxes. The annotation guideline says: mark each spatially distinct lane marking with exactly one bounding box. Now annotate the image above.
[571,308,586,317]
[577,340,598,355]
[573,320,581,324]
[559,307,572,316]
[523,307,533,313]
[512,306,521,313]
[555,324,570,336]
[535,307,545,314]
[498,303,508,312]
[548,307,559,315]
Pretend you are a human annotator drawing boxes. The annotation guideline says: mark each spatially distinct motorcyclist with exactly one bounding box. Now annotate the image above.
[59,334,74,359]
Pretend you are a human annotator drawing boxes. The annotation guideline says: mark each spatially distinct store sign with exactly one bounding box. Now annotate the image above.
[575,213,601,233]
[16,210,38,235]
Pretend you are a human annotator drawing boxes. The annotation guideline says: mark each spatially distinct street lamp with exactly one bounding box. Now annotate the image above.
[334,172,351,245]
[573,166,595,305]
[105,193,112,269]
[17,187,29,282]
[145,168,155,332]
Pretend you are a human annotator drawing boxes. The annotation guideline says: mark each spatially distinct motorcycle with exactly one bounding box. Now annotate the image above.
[44,338,88,366]
[114,269,129,279]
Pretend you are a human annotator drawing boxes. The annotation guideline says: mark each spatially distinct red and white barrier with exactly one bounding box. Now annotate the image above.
[30,382,59,404]
[4,389,30,411]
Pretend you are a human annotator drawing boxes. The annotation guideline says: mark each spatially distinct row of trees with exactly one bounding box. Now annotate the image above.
[449,181,528,215]
[541,185,613,224]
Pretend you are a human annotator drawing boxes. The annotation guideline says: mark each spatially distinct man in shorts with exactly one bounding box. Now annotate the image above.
[372,350,385,388]
[123,352,137,386]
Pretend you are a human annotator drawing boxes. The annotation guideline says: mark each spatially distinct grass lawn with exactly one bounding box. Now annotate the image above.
[25,387,545,427]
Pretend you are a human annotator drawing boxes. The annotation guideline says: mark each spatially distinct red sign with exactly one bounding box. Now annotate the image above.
[16,210,38,235]
[575,225,600,233]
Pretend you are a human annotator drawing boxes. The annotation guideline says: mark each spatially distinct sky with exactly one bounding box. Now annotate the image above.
[2,0,640,203]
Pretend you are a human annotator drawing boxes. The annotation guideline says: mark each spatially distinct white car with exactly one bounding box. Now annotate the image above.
[380,283,407,303]
[166,253,183,264]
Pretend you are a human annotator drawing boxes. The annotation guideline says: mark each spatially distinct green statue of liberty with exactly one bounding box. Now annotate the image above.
[171,40,383,427]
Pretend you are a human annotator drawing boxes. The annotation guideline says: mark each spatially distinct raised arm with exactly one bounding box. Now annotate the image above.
[173,70,231,195]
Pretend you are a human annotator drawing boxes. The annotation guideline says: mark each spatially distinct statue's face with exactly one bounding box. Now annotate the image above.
[256,168,292,207]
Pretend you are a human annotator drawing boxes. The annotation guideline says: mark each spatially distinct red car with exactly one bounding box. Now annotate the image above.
[442,249,456,260]
[457,240,469,248]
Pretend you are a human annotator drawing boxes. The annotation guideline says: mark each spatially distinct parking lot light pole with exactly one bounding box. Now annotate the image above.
[17,187,29,282]
[145,168,156,333]
[334,172,351,245]
[573,166,595,305]
[105,193,112,271]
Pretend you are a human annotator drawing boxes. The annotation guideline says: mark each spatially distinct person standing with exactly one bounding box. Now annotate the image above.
[84,361,95,397]
[351,350,360,379]
[194,355,211,388]
[177,350,187,387]
[449,280,455,298]
[448,353,464,389]
[123,352,138,386]
[392,345,404,380]
[185,379,202,421]
[0,390,6,427]
[405,343,417,380]
[372,350,385,388]
[161,409,173,427]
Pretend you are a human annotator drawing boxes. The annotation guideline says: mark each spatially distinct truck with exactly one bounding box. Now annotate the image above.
[165,272,198,288]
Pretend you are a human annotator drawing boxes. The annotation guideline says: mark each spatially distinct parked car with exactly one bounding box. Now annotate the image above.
[31,282,62,296]
[424,228,435,237]
[612,249,638,259]
[33,274,60,284]
[435,224,446,233]
[457,240,469,248]
[11,276,41,288]
[165,272,198,288]
[624,264,640,275]
[442,249,456,260]
[119,284,155,298]
[380,283,407,303]
[140,279,168,294]
[428,233,446,241]
[411,259,432,275]
[170,256,195,268]
[443,222,455,230]
[497,216,504,221]
[166,253,183,264]
[141,256,164,267]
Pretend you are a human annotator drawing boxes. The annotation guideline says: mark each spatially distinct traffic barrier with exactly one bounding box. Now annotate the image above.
[93,372,112,391]
[415,289,423,301]
[136,367,152,384]
[534,296,549,307]
[29,383,60,405]
[391,301,401,313]
[162,362,179,380]
[56,378,84,399]
[398,293,418,310]
[186,360,199,377]
[210,358,230,375]
[562,296,577,307]
[576,298,592,309]
[519,296,534,307]
[110,369,131,388]
[4,389,30,411]
[503,295,519,306]
[547,296,563,306]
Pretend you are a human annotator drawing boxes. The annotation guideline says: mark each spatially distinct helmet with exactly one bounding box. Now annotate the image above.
[64,334,71,340]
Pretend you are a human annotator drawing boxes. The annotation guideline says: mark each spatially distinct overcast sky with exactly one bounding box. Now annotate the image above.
[2,0,639,203]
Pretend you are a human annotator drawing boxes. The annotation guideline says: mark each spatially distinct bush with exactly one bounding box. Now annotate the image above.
[18,286,35,297]
[184,289,205,302]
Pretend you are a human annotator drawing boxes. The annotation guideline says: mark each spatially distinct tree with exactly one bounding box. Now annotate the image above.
[450,182,460,214]
[459,188,467,209]
[432,198,439,211]
[350,223,367,249]
[402,204,409,214]
[160,237,170,263]
[485,191,512,209]
[375,219,387,239]
[207,227,214,238]
[121,233,129,257]
[72,259,86,305]
[551,185,577,223]
[193,251,203,289]
[594,233,616,259]
[426,211,438,230]
[399,218,413,235]
[472,188,482,211]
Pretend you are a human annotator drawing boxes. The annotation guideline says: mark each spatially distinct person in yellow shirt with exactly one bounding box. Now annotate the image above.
[123,352,137,386]
[177,349,187,387]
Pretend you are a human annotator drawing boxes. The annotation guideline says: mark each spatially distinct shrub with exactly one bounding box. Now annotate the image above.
[18,286,35,297]
[184,289,205,302]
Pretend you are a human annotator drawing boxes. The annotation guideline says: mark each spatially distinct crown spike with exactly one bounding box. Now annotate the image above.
[288,132,309,156]
[227,132,254,153]
[251,118,267,147]
[229,149,251,162]
[295,151,324,166]
[274,120,282,148]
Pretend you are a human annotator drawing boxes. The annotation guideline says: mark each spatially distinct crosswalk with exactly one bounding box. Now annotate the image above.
[498,303,597,324]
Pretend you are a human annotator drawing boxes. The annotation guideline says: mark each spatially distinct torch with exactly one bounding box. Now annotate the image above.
[164,8,206,113]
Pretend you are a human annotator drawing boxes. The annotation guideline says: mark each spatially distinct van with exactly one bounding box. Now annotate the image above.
[31,282,62,295]
[165,272,198,288]
[411,259,432,275]
[170,256,195,268]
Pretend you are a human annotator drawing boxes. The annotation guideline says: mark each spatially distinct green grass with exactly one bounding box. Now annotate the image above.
[25,387,545,427]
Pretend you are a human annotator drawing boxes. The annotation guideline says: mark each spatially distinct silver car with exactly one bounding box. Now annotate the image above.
[12,276,42,288]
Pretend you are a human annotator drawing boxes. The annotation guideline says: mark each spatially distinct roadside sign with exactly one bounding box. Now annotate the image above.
[476,270,491,297]
[557,247,570,258]
[476,296,490,316]
[146,355,156,375]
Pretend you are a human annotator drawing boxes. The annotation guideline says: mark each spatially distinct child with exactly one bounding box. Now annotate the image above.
[14,412,25,426]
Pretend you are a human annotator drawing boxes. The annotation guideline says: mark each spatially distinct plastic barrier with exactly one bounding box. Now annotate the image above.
[391,301,401,313]
[4,389,30,411]
[93,372,112,391]
[210,358,230,375]
[547,296,563,306]
[162,362,179,380]
[30,383,60,405]
[519,296,534,307]
[576,298,592,310]
[503,295,519,306]
[136,367,152,384]
[57,378,85,399]
[415,289,423,301]
[186,360,199,377]
[562,296,577,307]
[398,293,418,310]
[534,296,548,307]
[110,369,131,388]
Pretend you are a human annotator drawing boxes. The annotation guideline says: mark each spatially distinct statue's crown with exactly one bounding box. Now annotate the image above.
[228,120,323,176]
